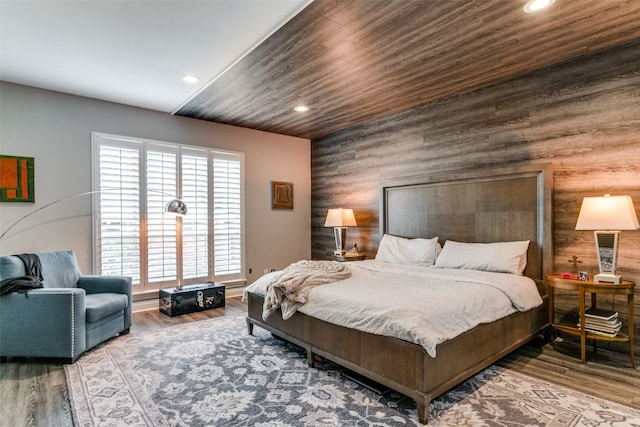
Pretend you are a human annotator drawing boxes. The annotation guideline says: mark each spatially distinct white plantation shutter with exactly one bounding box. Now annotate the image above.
[182,150,209,279]
[97,142,141,284]
[92,133,244,292]
[213,156,242,275]
[146,147,178,283]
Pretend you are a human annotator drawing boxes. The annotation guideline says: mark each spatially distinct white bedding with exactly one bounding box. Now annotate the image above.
[243,260,542,357]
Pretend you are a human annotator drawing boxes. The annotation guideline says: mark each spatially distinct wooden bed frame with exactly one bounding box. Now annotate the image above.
[246,163,553,424]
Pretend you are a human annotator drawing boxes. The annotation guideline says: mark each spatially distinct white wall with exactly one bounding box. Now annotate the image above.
[0,82,311,286]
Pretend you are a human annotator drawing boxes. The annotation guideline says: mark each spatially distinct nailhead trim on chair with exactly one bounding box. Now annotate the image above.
[70,292,75,357]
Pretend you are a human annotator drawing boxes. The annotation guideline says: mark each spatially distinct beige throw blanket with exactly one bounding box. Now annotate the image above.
[263,260,350,320]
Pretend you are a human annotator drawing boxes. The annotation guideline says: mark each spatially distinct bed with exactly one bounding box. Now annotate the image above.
[245,163,553,424]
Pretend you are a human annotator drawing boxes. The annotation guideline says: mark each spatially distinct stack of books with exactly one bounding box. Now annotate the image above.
[578,307,621,337]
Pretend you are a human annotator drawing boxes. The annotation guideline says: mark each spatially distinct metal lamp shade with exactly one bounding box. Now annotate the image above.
[165,198,187,216]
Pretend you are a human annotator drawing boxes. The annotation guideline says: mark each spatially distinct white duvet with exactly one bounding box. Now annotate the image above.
[243,260,542,357]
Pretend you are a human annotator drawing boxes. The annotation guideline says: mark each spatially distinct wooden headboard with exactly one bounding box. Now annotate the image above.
[380,163,553,284]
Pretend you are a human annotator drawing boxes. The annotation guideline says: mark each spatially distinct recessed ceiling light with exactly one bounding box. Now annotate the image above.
[523,0,555,13]
[294,105,309,112]
[181,75,200,84]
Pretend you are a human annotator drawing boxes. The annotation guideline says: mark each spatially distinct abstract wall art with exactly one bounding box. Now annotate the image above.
[0,155,35,202]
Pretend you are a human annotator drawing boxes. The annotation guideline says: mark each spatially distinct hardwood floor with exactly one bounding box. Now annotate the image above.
[1,297,638,427]
[497,337,640,409]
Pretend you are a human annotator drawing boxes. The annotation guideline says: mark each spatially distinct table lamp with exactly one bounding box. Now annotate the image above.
[324,208,357,256]
[575,194,639,283]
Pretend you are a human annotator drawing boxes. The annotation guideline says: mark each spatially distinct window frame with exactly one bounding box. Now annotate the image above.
[91,132,245,293]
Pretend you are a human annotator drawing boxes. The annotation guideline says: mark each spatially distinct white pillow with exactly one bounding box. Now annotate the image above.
[375,234,441,266]
[434,240,530,275]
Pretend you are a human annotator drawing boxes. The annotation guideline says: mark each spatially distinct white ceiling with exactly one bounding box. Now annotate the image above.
[0,0,311,113]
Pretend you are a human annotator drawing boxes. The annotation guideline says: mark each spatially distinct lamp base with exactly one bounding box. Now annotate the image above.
[333,227,347,256]
[594,273,622,284]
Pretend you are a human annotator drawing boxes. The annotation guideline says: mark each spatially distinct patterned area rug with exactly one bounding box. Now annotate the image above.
[65,315,640,427]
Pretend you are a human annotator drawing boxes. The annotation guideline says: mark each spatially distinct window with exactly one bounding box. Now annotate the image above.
[92,133,244,293]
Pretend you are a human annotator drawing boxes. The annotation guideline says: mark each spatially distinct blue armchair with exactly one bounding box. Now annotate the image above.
[0,250,132,363]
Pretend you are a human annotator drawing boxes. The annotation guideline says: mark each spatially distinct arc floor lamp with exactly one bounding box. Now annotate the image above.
[0,188,187,241]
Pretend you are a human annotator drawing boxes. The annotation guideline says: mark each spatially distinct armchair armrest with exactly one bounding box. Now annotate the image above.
[0,288,87,360]
[78,275,133,332]
[78,275,132,296]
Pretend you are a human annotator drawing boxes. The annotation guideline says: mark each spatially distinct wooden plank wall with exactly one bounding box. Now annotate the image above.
[311,39,640,356]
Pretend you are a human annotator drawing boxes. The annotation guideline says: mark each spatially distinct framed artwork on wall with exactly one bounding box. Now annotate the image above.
[0,155,35,202]
[271,181,294,210]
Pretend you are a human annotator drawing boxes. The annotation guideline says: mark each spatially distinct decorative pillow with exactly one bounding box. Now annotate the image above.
[434,240,530,275]
[38,250,82,288]
[375,234,441,266]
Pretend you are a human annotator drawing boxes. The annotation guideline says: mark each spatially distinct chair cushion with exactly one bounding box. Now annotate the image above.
[0,256,25,281]
[85,293,129,323]
[38,250,82,288]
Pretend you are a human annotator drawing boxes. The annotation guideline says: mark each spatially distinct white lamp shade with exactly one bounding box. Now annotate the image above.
[324,208,357,227]
[575,195,639,230]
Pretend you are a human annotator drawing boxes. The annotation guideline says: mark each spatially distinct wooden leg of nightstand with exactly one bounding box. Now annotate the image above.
[579,289,586,364]
[548,287,555,343]
[590,291,598,354]
[629,293,635,368]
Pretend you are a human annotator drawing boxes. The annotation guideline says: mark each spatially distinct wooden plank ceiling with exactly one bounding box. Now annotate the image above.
[176,0,640,140]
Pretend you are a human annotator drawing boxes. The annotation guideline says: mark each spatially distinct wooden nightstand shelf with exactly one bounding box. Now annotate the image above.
[547,274,635,367]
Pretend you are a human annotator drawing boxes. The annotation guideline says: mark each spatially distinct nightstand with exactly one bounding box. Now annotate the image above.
[547,274,635,367]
